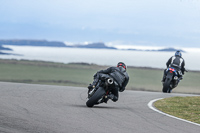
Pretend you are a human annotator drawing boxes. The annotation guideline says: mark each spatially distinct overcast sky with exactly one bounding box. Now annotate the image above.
[0,0,200,48]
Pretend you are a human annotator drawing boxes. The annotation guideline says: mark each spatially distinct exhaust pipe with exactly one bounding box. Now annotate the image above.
[107,78,113,85]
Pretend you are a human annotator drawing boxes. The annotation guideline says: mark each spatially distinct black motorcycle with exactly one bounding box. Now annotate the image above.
[86,77,114,107]
[162,67,187,93]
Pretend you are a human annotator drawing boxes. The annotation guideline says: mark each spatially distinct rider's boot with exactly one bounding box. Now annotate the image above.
[107,94,118,102]
[179,76,183,80]
[103,97,109,103]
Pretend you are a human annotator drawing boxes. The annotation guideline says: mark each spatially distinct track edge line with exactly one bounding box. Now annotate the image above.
[148,98,200,127]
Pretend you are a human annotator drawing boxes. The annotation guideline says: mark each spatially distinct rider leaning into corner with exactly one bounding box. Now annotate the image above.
[162,50,186,82]
[88,62,129,102]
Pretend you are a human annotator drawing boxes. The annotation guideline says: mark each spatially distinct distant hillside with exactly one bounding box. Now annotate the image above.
[0,39,185,52]
[0,51,11,55]
[148,47,185,52]
[156,48,185,52]
[0,40,66,47]
[0,45,22,55]
[67,42,116,49]
[0,39,116,49]
[0,45,12,51]
[127,47,185,52]
[0,45,12,55]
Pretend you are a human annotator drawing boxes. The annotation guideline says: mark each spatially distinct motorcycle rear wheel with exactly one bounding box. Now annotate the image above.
[162,79,171,93]
[86,87,105,107]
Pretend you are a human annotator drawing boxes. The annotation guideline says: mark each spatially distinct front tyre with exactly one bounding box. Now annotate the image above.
[86,87,105,107]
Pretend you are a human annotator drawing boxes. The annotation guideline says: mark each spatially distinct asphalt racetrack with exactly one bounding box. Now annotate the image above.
[0,82,199,133]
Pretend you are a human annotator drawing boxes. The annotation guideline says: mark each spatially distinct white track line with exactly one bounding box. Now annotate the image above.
[148,98,200,127]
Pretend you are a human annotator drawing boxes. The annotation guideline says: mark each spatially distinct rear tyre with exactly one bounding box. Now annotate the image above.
[86,87,105,107]
[162,79,171,93]
[168,89,172,93]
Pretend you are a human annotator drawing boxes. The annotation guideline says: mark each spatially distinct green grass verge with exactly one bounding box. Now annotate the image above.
[154,96,200,124]
[0,59,200,94]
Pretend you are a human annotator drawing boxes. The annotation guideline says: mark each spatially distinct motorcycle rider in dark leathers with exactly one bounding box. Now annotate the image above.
[162,51,186,82]
[88,62,129,102]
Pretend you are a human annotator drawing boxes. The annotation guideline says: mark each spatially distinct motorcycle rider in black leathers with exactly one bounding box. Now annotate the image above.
[88,62,129,102]
[162,51,186,82]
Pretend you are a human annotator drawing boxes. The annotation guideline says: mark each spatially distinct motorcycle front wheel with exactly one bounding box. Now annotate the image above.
[86,87,106,107]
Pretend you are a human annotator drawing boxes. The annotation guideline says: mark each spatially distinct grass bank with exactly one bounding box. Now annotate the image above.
[0,59,200,94]
[154,96,200,124]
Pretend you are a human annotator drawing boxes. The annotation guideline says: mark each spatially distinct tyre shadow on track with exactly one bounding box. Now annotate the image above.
[69,104,122,109]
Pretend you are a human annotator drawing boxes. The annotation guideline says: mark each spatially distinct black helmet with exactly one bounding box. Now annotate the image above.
[175,51,182,57]
[117,62,127,69]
